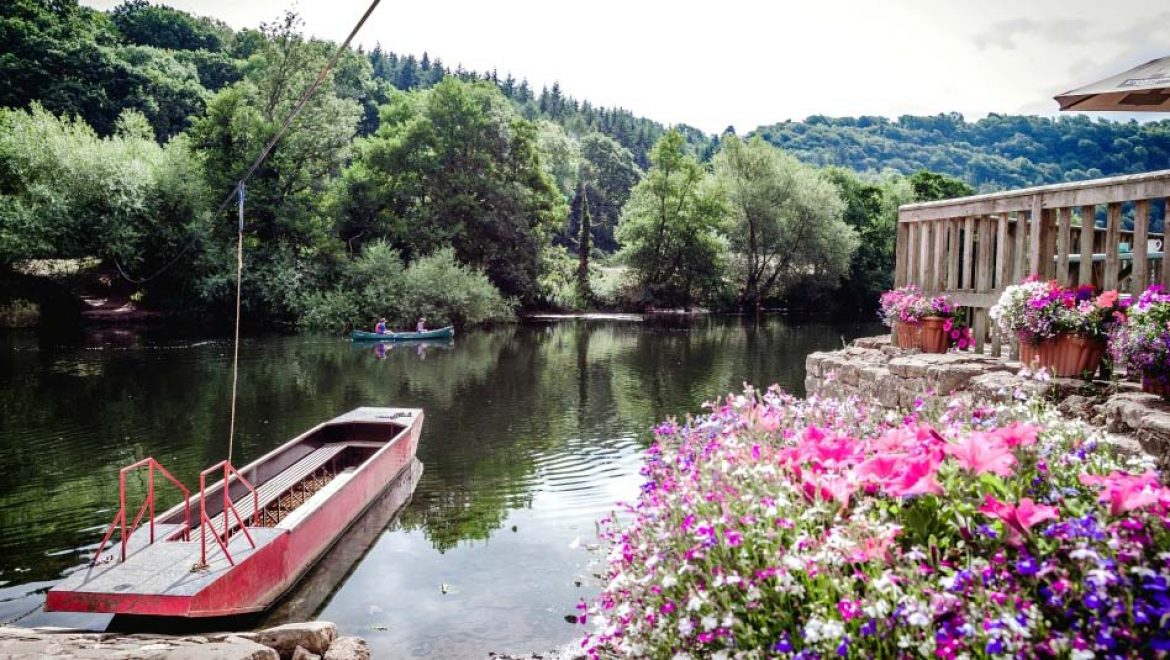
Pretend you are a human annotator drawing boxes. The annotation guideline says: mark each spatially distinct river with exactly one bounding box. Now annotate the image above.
[0,316,879,658]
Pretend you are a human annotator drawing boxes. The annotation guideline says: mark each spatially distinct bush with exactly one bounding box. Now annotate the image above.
[297,243,513,332]
[582,389,1170,658]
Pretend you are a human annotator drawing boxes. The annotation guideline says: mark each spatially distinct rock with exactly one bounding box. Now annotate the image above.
[254,622,337,659]
[323,636,371,660]
[168,636,280,660]
[292,644,322,660]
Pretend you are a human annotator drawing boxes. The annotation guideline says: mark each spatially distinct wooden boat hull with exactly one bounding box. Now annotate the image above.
[45,407,423,617]
[351,326,454,341]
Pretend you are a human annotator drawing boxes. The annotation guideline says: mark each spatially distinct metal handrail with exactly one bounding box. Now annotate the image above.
[198,461,258,566]
[92,458,191,565]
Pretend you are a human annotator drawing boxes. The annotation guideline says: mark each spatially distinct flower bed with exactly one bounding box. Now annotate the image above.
[1111,285,1170,400]
[582,389,1170,658]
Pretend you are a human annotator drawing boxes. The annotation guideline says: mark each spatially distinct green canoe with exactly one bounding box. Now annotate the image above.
[351,326,455,341]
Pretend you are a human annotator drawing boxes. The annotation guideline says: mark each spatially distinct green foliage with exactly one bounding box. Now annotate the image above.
[824,168,912,312]
[111,0,230,52]
[616,131,729,308]
[909,169,975,202]
[189,12,360,319]
[338,77,564,303]
[753,113,1170,194]
[0,105,207,284]
[712,136,857,308]
[576,181,593,304]
[299,244,514,332]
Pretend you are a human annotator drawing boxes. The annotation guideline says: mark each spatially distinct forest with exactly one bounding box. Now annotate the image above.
[1,0,1165,330]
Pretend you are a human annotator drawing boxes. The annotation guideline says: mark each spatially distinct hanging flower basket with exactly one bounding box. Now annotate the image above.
[920,316,949,354]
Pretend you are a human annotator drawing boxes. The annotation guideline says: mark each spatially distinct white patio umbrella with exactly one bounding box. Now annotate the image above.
[1055,55,1170,112]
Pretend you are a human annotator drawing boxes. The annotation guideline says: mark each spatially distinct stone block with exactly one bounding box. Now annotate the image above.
[323,637,371,660]
[292,645,321,660]
[168,637,279,660]
[255,622,337,659]
[926,364,986,395]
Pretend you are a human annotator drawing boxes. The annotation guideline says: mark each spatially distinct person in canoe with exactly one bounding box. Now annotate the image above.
[416,317,426,333]
[375,318,387,335]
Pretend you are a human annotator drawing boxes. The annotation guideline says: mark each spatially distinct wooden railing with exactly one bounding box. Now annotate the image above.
[895,169,1169,356]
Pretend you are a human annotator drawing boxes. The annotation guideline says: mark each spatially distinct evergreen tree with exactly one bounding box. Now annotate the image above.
[576,178,592,304]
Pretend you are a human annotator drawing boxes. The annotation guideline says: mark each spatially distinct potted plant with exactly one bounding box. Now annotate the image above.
[1110,285,1170,399]
[1051,286,1122,379]
[916,295,956,354]
[879,285,923,349]
[991,280,1119,378]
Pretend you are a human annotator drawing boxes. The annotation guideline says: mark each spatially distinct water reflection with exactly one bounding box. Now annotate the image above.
[0,316,879,656]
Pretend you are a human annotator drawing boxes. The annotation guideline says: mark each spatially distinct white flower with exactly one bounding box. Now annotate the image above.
[687,595,703,612]
[661,575,678,588]
[701,615,718,631]
[678,618,694,636]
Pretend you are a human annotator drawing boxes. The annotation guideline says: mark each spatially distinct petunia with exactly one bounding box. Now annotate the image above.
[979,495,1060,544]
[946,432,1017,476]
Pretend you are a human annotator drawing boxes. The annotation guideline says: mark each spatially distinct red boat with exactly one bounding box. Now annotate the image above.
[46,407,423,618]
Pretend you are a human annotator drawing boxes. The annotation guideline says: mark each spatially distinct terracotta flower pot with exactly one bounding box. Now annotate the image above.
[919,316,948,354]
[894,321,921,350]
[1052,334,1106,379]
[1018,334,1056,370]
[1141,373,1170,400]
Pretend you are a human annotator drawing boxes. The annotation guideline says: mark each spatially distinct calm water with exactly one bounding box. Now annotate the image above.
[0,317,878,658]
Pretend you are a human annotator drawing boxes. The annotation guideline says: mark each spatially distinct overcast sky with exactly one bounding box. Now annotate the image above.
[82,0,1170,134]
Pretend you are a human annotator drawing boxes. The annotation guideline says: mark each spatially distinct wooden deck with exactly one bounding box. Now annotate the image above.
[895,169,1170,355]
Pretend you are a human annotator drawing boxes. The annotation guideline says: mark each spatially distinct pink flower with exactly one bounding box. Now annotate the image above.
[856,454,904,485]
[978,495,1059,544]
[990,423,1039,448]
[883,457,943,498]
[1079,471,1169,516]
[946,432,1017,476]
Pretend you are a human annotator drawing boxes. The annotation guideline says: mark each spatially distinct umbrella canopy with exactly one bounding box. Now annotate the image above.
[1055,55,1170,112]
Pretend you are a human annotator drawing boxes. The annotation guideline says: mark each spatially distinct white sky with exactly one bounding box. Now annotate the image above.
[82,0,1170,134]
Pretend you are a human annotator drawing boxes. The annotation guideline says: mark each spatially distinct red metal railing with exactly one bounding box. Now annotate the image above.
[198,461,258,566]
[92,458,190,565]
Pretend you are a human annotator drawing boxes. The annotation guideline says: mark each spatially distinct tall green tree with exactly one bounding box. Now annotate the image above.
[616,130,728,308]
[189,11,360,318]
[573,133,642,252]
[338,77,565,302]
[576,178,593,304]
[713,136,857,309]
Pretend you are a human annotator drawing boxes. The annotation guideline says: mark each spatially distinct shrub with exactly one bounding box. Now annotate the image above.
[581,389,1170,658]
[297,243,513,332]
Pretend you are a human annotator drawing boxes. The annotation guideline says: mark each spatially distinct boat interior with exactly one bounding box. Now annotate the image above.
[158,418,413,541]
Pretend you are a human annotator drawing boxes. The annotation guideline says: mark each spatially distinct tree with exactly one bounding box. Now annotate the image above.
[576,178,593,304]
[712,137,856,309]
[616,130,728,308]
[189,11,360,319]
[110,0,230,52]
[826,167,912,312]
[337,77,565,303]
[909,170,975,202]
[575,133,642,252]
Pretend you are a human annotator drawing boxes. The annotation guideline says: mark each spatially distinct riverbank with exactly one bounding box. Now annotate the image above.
[0,622,367,659]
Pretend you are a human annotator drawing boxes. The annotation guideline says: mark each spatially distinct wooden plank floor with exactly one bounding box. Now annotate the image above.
[57,528,282,596]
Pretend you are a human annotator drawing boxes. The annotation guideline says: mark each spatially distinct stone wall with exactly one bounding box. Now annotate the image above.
[805,336,1170,467]
[0,622,369,660]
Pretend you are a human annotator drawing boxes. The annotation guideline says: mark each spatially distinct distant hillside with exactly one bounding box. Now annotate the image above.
[6,1,1170,189]
[751,113,1170,192]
